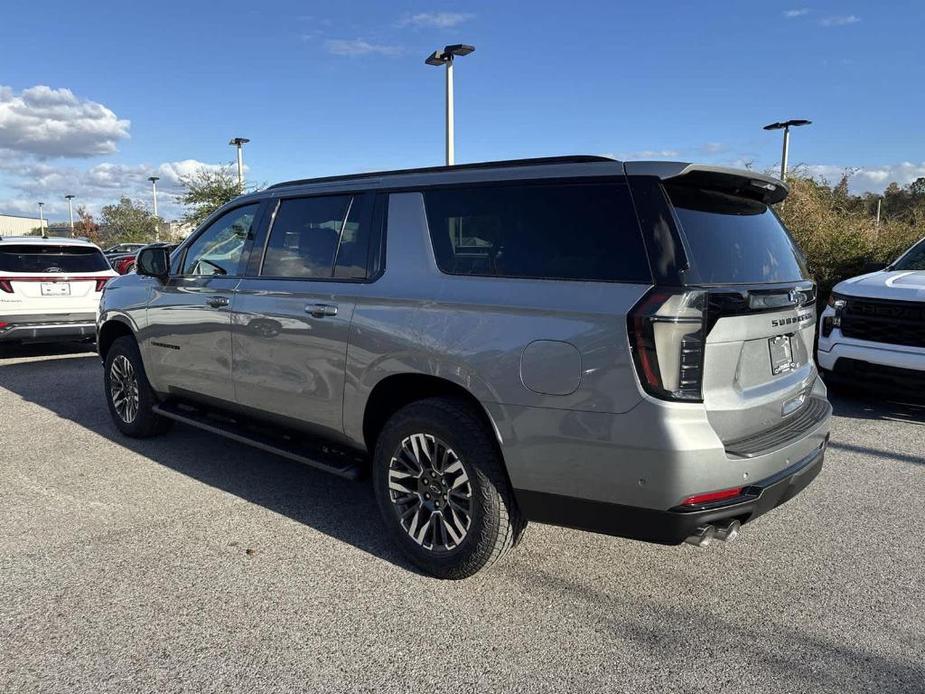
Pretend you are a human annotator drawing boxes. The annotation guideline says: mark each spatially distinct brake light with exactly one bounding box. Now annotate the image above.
[0,279,12,293]
[628,288,707,402]
[680,487,743,507]
[0,321,8,329]
[95,278,110,291]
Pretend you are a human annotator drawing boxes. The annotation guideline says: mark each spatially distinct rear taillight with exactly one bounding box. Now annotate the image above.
[628,288,707,402]
[0,321,8,329]
[0,279,12,293]
[95,278,110,292]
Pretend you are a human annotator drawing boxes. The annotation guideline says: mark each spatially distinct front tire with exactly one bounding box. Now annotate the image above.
[373,397,525,579]
[103,336,171,438]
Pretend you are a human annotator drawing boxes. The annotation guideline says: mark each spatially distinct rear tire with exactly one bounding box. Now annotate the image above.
[103,335,171,438]
[372,397,525,579]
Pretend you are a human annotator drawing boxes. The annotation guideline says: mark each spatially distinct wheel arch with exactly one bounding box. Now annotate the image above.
[362,373,505,457]
[97,317,136,361]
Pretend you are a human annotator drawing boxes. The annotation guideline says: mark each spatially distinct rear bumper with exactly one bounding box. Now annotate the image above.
[0,314,97,343]
[518,438,827,544]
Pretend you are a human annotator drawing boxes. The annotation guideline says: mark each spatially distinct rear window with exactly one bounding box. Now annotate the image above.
[666,184,808,285]
[423,182,651,283]
[0,245,110,273]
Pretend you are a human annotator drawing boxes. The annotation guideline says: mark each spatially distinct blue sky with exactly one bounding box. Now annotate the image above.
[1,0,923,220]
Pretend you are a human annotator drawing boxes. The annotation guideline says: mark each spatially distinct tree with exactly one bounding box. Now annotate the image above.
[99,197,158,243]
[73,206,103,245]
[177,165,243,228]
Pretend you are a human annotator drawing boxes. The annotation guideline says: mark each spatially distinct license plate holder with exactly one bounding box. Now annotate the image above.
[769,335,794,375]
[41,282,70,296]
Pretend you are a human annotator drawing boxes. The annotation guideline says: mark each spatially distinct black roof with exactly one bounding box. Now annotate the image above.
[266,155,616,191]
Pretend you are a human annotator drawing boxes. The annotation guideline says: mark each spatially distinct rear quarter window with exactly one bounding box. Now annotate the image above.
[422,181,652,283]
[0,245,110,273]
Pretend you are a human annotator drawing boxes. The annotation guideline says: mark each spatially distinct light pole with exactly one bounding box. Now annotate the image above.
[148,176,160,241]
[425,44,475,166]
[875,195,882,229]
[38,202,46,237]
[229,137,249,189]
[65,195,75,235]
[763,119,812,181]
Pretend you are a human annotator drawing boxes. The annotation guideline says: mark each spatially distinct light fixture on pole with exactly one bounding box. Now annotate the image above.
[229,137,250,189]
[38,201,46,238]
[763,119,812,181]
[148,176,160,242]
[425,44,475,166]
[64,195,76,235]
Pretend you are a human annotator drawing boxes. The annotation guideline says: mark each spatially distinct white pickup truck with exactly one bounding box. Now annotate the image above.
[818,236,925,390]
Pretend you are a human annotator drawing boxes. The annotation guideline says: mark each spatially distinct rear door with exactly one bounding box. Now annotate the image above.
[231,191,381,437]
[144,203,261,403]
[0,243,114,319]
[662,180,819,443]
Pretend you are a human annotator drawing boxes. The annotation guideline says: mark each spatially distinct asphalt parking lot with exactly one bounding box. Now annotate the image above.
[1,344,923,694]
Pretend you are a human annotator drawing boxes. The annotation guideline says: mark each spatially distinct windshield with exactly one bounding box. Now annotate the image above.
[892,237,925,271]
[666,184,808,285]
[0,245,111,273]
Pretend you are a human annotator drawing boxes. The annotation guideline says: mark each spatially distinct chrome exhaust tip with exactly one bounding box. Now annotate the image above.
[684,525,715,547]
[714,520,741,543]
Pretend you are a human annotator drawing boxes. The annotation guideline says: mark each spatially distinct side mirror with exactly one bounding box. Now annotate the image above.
[136,246,170,280]
[861,261,888,274]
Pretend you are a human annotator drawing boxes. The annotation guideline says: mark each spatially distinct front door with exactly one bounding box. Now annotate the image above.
[144,203,260,403]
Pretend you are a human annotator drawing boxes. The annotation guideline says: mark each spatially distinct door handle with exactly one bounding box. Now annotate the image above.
[207,296,229,308]
[305,303,338,318]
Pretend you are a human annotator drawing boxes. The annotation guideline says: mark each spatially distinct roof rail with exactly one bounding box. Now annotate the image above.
[266,155,616,191]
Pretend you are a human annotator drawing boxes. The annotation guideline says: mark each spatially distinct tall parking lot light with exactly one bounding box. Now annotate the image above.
[229,137,250,189]
[148,176,160,241]
[38,202,46,238]
[425,44,475,166]
[65,195,75,235]
[763,119,812,181]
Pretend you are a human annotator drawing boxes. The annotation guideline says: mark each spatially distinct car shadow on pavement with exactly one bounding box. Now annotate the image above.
[0,348,422,576]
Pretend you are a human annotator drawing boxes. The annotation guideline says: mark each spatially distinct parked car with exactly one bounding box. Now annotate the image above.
[96,155,831,578]
[818,235,925,391]
[103,243,146,257]
[111,243,179,275]
[0,236,117,344]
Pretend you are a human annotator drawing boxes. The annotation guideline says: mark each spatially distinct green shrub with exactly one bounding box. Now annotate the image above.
[777,172,923,297]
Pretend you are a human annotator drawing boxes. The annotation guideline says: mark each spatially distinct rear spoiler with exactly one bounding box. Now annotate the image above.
[623,162,789,205]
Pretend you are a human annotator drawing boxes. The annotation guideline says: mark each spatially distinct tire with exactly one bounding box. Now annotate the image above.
[372,397,525,579]
[103,335,171,438]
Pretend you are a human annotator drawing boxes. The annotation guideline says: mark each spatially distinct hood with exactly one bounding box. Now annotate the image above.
[835,270,925,302]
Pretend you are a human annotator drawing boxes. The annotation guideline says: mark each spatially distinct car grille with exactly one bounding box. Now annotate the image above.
[840,297,925,348]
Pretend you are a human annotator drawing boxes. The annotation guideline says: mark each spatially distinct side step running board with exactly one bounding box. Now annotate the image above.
[152,401,364,480]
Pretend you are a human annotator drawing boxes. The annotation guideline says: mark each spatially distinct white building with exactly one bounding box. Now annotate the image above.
[0,213,44,237]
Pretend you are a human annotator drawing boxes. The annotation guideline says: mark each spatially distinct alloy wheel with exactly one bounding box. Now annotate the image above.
[110,354,140,423]
[387,433,473,552]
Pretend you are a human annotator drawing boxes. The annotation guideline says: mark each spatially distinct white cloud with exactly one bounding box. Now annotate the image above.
[325,39,403,57]
[783,8,809,18]
[819,15,860,27]
[801,162,925,193]
[0,158,230,220]
[397,12,474,28]
[0,85,130,158]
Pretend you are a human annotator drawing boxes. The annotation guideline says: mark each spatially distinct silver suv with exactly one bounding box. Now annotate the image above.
[97,156,831,578]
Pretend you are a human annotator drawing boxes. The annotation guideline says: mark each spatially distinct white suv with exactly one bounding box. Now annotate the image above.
[0,237,117,345]
[818,236,925,389]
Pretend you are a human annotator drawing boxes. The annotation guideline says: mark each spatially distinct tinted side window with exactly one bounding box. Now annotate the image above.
[334,194,374,279]
[422,182,651,282]
[182,204,258,276]
[262,196,351,278]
